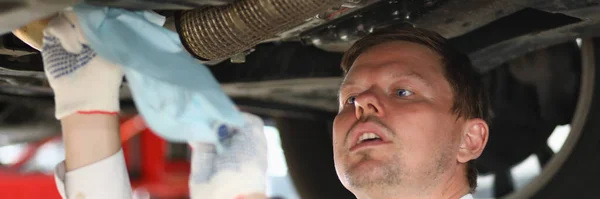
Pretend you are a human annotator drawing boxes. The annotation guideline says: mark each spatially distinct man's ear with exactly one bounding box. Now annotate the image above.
[457,118,489,163]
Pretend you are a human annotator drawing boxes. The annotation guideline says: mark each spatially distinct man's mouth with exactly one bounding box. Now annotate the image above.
[349,130,389,152]
[346,119,393,152]
[357,132,382,144]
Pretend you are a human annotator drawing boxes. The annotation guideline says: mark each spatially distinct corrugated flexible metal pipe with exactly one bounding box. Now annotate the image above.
[175,0,345,61]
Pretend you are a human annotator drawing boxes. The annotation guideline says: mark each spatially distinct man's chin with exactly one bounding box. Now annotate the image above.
[344,160,401,189]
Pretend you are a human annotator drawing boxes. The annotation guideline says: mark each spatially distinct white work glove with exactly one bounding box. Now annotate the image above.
[189,112,268,199]
[42,12,123,119]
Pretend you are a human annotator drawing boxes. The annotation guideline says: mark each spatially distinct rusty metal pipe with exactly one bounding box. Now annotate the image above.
[176,0,345,61]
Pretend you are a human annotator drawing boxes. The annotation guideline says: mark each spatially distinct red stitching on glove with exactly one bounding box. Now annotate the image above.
[77,110,119,115]
[234,195,245,199]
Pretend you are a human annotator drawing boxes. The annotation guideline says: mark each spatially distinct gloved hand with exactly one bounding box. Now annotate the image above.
[42,12,123,119]
[71,5,246,146]
[189,112,269,199]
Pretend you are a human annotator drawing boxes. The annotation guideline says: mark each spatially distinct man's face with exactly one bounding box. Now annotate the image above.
[333,41,467,194]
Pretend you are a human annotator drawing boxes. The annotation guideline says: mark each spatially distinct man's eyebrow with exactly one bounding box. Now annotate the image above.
[339,81,355,89]
[337,81,357,101]
[389,72,431,87]
[336,72,429,101]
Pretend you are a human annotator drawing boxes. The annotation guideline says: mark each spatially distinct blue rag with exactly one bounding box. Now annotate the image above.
[72,4,245,152]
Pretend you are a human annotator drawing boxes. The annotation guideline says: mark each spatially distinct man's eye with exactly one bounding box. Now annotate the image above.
[396,89,414,97]
[346,96,357,104]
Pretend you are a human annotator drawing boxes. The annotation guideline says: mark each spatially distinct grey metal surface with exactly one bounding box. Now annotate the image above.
[0,0,78,35]
[0,0,236,36]
[471,19,600,73]
[83,0,235,9]
[414,0,522,39]
[222,77,342,113]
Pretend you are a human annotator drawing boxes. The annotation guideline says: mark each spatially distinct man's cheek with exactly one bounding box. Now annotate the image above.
[331,126,343,147]
[333,113,352,143]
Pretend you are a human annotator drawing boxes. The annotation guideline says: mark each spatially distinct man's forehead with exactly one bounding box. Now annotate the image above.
[342,41,443,82]
[341,67,430,88]
[353,41,442,66]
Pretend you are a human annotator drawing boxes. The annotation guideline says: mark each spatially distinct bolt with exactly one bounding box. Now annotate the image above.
[340,34,349,41]
[343,0,364,7]
[312,38,323,45]
[357,24,365,31]
[230,53,246,63]
[425,0,435,6]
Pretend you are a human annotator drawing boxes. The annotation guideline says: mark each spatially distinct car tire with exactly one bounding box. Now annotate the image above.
[501,38,600,199]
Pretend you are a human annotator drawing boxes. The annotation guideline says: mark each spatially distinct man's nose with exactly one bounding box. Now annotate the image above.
[354,90,384,120]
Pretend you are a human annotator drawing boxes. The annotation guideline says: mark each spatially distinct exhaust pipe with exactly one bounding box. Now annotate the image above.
[175,0,345,61]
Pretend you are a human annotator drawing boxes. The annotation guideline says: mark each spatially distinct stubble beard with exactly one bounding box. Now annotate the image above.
[340,116,454,195]
[343,145,453,195]
[343,117,404,189]
[344,150,403,189]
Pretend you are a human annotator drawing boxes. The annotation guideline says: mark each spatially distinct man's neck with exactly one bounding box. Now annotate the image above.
[354,164,470,199]
[431,165,471,199]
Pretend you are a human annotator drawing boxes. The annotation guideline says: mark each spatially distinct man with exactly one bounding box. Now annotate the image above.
[333,27,490,199]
